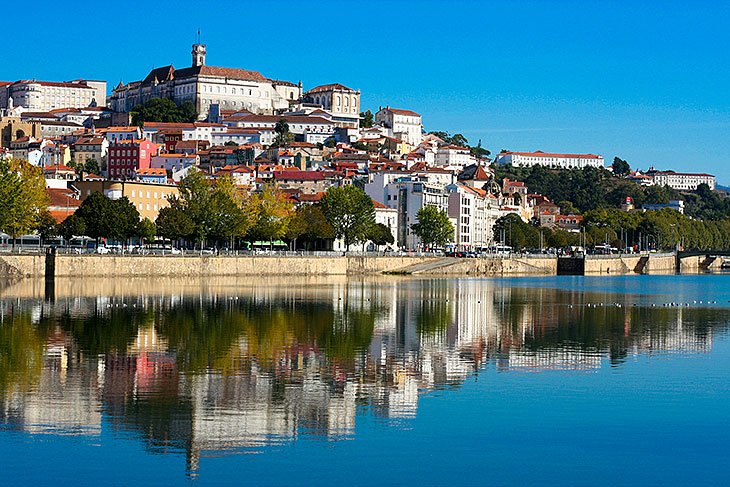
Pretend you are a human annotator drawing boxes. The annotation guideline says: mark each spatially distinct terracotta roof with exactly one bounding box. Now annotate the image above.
[13,80,92,89]
[305,83,357,94]
[43,164,75,172]
[226,115,332,125]
[136,168,167,176]
[372,200,392,209]
[173,64,266,81]
[383,107,420,117]
[500,151,602,159]
[106,126,139,132]
[655,171,715,177]
[273,170,324,181]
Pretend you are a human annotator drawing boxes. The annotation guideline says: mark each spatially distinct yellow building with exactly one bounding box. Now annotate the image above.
[74,179,179,221]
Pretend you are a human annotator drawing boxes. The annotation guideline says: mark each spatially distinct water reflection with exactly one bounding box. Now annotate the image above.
[0,277,728,474]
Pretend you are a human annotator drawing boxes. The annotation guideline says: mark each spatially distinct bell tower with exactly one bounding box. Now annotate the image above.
[192,44,206,67]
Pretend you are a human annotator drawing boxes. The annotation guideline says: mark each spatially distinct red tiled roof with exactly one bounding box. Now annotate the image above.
[273,170,324,181]
[384,107,420,117]
[305,83,356,94]
[500,151,601,159]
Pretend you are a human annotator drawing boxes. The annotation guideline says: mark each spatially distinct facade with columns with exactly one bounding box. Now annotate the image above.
[110,45,302,120]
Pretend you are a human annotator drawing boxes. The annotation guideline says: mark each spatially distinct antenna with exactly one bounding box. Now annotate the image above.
[197,29,201,44]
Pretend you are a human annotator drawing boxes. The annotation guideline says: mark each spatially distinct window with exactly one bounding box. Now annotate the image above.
[146,191,150,198]
[131,190,136,197]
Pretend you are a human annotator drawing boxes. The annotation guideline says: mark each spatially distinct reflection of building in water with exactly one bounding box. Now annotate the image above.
[1,328,103,436]
[1,281,726,474]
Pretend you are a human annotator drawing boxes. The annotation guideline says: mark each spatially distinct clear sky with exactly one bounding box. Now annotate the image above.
[5,0,730,182]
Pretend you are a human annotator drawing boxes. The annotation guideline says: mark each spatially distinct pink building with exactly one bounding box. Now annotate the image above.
[108,139,157,179]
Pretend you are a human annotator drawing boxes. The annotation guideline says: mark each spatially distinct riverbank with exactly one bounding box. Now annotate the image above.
[0,251,696,278]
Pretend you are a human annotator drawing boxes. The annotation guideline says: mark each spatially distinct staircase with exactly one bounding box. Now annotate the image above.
[393,257,461,274]
[634,256,649,274]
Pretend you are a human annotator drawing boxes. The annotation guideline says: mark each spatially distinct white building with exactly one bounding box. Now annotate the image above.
[375,106,423,146]
[0,79,106,111]
[381,176,452,250]
[435,145,475,169]
[652,171,715,191]
[302,84,360,128]
[223,114,334,144]
[495,150,604,169]
[446,183,502,250]
[111,44,302,120]
[150,153,199,172]
[370,200,399,250]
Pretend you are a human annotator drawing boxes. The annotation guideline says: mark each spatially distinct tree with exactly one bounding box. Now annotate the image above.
[84,158,100,175]
[359,110,374,128]
[155,207,194,242]
[273,119,294,147]
[136,218,157,244]
[470,139,490,158]
[557,200,579,215]
[168,168,214,245]
[75,192,116,242]
[130,97,198,126]
[110,197,140,241]
[36,211,58,245]
[208,175,256,247]
[410,206,454,249]
[58,213,86,242]
[75,192,139,243]
[612,157,631,177]
[366,223,394,248]
[0,159,49,248]
[320,186,376,250]
[248,184,293,245]
[224,141,239,147]
[285,204,335,250]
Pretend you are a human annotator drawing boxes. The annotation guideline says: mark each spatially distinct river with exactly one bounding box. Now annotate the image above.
[1,275,729,485]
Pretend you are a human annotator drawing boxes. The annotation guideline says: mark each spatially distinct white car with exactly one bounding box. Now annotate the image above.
[96,246,110,254]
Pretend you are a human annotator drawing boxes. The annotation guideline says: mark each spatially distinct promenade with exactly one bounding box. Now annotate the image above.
[0,251,697,279]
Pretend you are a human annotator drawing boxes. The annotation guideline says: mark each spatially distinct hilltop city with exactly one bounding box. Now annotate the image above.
[1,43,726,252]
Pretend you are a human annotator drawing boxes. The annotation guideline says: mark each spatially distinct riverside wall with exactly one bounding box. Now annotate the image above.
[0,252,687,279]
[584,253,676,274]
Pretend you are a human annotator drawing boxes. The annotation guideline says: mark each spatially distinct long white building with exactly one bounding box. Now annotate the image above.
[375,106,423,145]
[110,44,301,119]
[652,171,715,191]
[495,150,604,169]
[0,79,106,111]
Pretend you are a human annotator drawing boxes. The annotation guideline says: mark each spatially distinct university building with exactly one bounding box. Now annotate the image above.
[110,44,301,120]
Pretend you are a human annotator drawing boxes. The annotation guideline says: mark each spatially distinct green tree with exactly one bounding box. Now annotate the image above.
[136,218,157,244]
[286,204,335,250]
[359,110,374,128]
[248,184,293,245]
[411,206,454,249]
[320,185,376,250]
[155,207,194,242]
[130,97,198,126]
[168,168,214,245]
[36,211,58,245]
[111,197,141,241]
[0,159,50,248]
[366,222,394,248]
[209,175,256,247]
[75,192,115,242]
[612,157,631,177]
[274,119,294,147]
[84,158,100,175]
[58,213,86,242]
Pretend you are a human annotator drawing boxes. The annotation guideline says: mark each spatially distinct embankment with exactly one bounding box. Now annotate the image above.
[0,252,683,278]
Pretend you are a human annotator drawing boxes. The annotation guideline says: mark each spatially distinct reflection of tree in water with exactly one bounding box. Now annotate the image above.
[55,305,153,356]
[0,310,47,395]
[414,285,453,337]
[493,287,729,364]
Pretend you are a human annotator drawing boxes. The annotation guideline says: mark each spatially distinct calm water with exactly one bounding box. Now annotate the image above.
[1,275,729,485]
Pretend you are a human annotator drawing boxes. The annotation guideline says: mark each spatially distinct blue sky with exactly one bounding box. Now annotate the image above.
[5,0,730,182]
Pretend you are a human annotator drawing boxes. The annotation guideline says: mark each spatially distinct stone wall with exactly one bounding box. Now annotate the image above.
[416,256,557,275]
[584,253,676,274]
[0,254,45,277]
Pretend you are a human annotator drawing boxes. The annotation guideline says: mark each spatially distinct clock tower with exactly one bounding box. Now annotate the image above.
[192,44,206,67]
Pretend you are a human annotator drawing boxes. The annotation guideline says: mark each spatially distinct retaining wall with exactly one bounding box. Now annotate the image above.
[0,254,46,277]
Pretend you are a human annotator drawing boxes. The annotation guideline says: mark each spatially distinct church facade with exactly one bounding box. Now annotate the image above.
[110,45,302,119]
